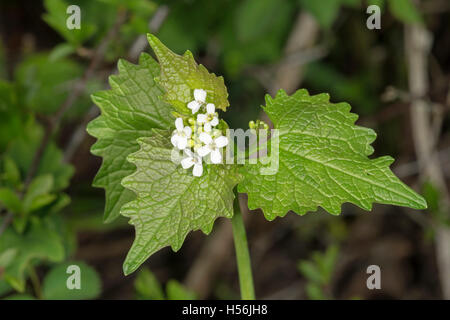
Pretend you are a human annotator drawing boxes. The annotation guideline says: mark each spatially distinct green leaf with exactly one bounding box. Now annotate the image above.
[166,280,197,300]
[2,156,21,188]
[304,62,378,115]
[235,0,288,42]
[388,0,423,24]
[28,194,57,212]
[38,144,74,191]
[134,268,164,300]
[43,0,96,46]
[15,53,84,114]
[156,16,201,55]
[6,120,74,192]
[120,129,241,275]
[298,0,341,29]
[42,261,101,300]
[306,282,327,300]
[422,182,449,226]
[87,53,173,222]
[0,249,17,268]
[47,193,71,215]
[49,43,76,62]
[0,218,65,292]
[147,34,230,114]
[298,0,361,29]
[221,0,293,76]
[298,260,323,284]
[320,245,339,282]
[23,174,54,213]
[238,89,427,220]
[0,81,24,152]
[0,188,22,213]
[133,268,196,300]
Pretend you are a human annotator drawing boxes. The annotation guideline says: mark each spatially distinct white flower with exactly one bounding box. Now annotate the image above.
[181,149,203,177]
[171,117,192,150]
[197,132,228,164]
[175,88,228,175]
[197,103,219,132]
[187,89,207,114]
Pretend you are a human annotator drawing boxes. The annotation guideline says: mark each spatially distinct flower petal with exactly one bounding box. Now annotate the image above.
[197,145,211,157]
[204,122,212,132]
[193,163,203,177]
[181,157,195,169]
[194,89,206,103]
[210,149,222,164]
[197,113,207,124]
[175,117,184,131]
[177,137,188,150]
[215,135,228,148]
[199,132,213,144]
[210,117,219,127]
[184,149,194,157]
[187,101,200,113]
[206,103,215,114]
[183,126,192,137]
[171,134,179,147]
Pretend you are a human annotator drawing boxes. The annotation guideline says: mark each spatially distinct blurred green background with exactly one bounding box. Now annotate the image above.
[0,0,449,299]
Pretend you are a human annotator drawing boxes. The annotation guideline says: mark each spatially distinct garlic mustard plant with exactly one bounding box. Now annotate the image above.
[87,34,427,300]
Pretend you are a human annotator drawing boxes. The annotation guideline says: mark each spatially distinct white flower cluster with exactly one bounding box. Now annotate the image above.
[171,89,228,177]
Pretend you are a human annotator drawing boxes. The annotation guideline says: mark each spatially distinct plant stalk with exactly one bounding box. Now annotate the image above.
[231,192,255,300]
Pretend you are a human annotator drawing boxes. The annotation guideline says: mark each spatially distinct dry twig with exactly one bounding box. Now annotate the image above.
[404,16,450,298]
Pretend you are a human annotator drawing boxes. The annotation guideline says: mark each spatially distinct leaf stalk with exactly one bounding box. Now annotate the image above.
[231,192,255,300]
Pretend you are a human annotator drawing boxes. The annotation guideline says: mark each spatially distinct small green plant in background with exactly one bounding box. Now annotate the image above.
[134,268,196,300]
[0,260,101,300]
[0,120,75,295]
[41,262,101,300]
[298,245,340,300]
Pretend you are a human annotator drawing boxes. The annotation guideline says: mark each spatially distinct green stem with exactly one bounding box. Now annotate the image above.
[231,192,255,300]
